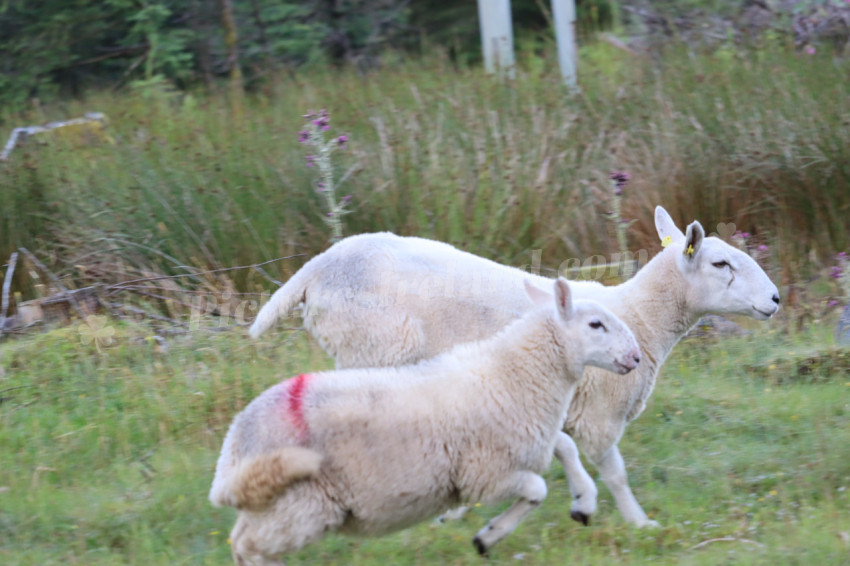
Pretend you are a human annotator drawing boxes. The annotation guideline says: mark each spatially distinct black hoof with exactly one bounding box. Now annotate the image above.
[570,509,590,526]
[472,536,488,556]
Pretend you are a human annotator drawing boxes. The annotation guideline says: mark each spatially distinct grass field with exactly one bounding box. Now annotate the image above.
[1,35,849,566]
[1,43,848,302]
[2,312,849,565]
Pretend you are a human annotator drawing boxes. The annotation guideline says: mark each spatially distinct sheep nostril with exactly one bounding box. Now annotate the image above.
[633,355,641,365]
[772,294,780,305]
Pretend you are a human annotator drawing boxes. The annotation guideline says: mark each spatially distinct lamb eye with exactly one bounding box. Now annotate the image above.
[589,321,606,331]
[712,260,729,268]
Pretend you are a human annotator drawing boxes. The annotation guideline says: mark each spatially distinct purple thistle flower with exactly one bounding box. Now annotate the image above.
[341,195,352,203]
[337,135,348,148]
[610,171,630,188]
[758,244,768,252]
[305,155,315,168]
[316,182,325,192]
[838,252,847,260]
[327,212,334,217]
[298,130,310,143]
[610,171,630,196]
[828,299,839,308]
[610,171,630,185]
[313,115,330,131]
[830,265,843,279]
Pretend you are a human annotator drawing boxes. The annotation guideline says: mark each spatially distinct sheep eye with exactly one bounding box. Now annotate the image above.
[712,260,729,268]
[589,320,606,331]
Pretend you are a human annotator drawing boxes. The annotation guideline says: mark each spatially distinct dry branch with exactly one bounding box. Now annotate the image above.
[689,537,765,551]
[599,33,641,56]
[0,113,109,161]
[251,265,282,287]
[4,253,298,333]
[0,252,18,337]
[106,302,189,327]
[18,247,88,320]
[106,254,302,292]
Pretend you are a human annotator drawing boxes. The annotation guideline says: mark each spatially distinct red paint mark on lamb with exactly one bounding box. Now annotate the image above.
[286,373,311,440]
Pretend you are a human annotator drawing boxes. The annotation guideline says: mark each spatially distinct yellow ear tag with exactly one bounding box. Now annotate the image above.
[661,235,673,248]
[685,244,695,257]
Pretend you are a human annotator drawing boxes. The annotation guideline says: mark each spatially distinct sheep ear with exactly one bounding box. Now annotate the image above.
[655,206,685,245]
[524,279,552,307]
[554,277,575,321]
[682,221,705,260]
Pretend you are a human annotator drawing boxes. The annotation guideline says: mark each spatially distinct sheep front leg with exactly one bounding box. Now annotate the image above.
[553,432,597,526]
[472,472,547,555]
[595,445,659,528]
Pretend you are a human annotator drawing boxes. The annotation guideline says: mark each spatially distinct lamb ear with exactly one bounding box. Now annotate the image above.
[683,221,705,260]
[655,206,685,245]
[554,277,575,321]
[524,279,552,307]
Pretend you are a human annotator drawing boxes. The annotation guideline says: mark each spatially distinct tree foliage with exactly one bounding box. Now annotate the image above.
[0,0,584,112]
[0,0,404,111]
[3,1,843,113]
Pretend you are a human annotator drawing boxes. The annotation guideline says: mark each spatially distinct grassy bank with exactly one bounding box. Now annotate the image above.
[1,319,849,564]
[1,44,848,302]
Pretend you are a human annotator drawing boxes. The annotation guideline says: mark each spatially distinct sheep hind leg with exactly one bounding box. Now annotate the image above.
[472,472,547,556]
[594,444,659,528]
[229,488,346,565]
[230,514,280,566]
[434,505,469,524]
[553,431,598,526]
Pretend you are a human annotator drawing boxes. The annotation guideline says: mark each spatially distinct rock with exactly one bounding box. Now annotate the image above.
[836,305,850,346]
[686,315,749,339]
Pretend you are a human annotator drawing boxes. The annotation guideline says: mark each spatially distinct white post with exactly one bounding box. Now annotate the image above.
[552,0,578,88]
[478,0,515,79]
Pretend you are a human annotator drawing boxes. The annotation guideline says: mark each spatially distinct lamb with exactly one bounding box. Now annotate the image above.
[212,279,641,564]
[248,205,781,528]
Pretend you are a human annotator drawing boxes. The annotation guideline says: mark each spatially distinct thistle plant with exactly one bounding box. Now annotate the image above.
[832,252,850,344]
[606,172,637,279]
[731,230,751,250]
[299,110,351,243]
[831,252,850,297]
[731,231,771,265]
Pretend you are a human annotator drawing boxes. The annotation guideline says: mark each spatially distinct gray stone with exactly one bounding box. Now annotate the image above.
[686,315,749,339]
[836,305,850,346]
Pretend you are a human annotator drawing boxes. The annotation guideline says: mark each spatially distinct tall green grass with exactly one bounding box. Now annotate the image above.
[1,43,848,296]
[1,321,849,564]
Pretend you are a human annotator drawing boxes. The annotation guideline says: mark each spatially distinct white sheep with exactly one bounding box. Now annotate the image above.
[249,205,780,528]
[213,279,641,564]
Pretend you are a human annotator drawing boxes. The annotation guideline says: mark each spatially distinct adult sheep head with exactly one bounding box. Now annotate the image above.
[655,206,780,320]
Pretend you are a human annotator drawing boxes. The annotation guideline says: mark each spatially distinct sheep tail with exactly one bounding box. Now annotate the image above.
[210,446,323,510]
[249,267,311,338]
